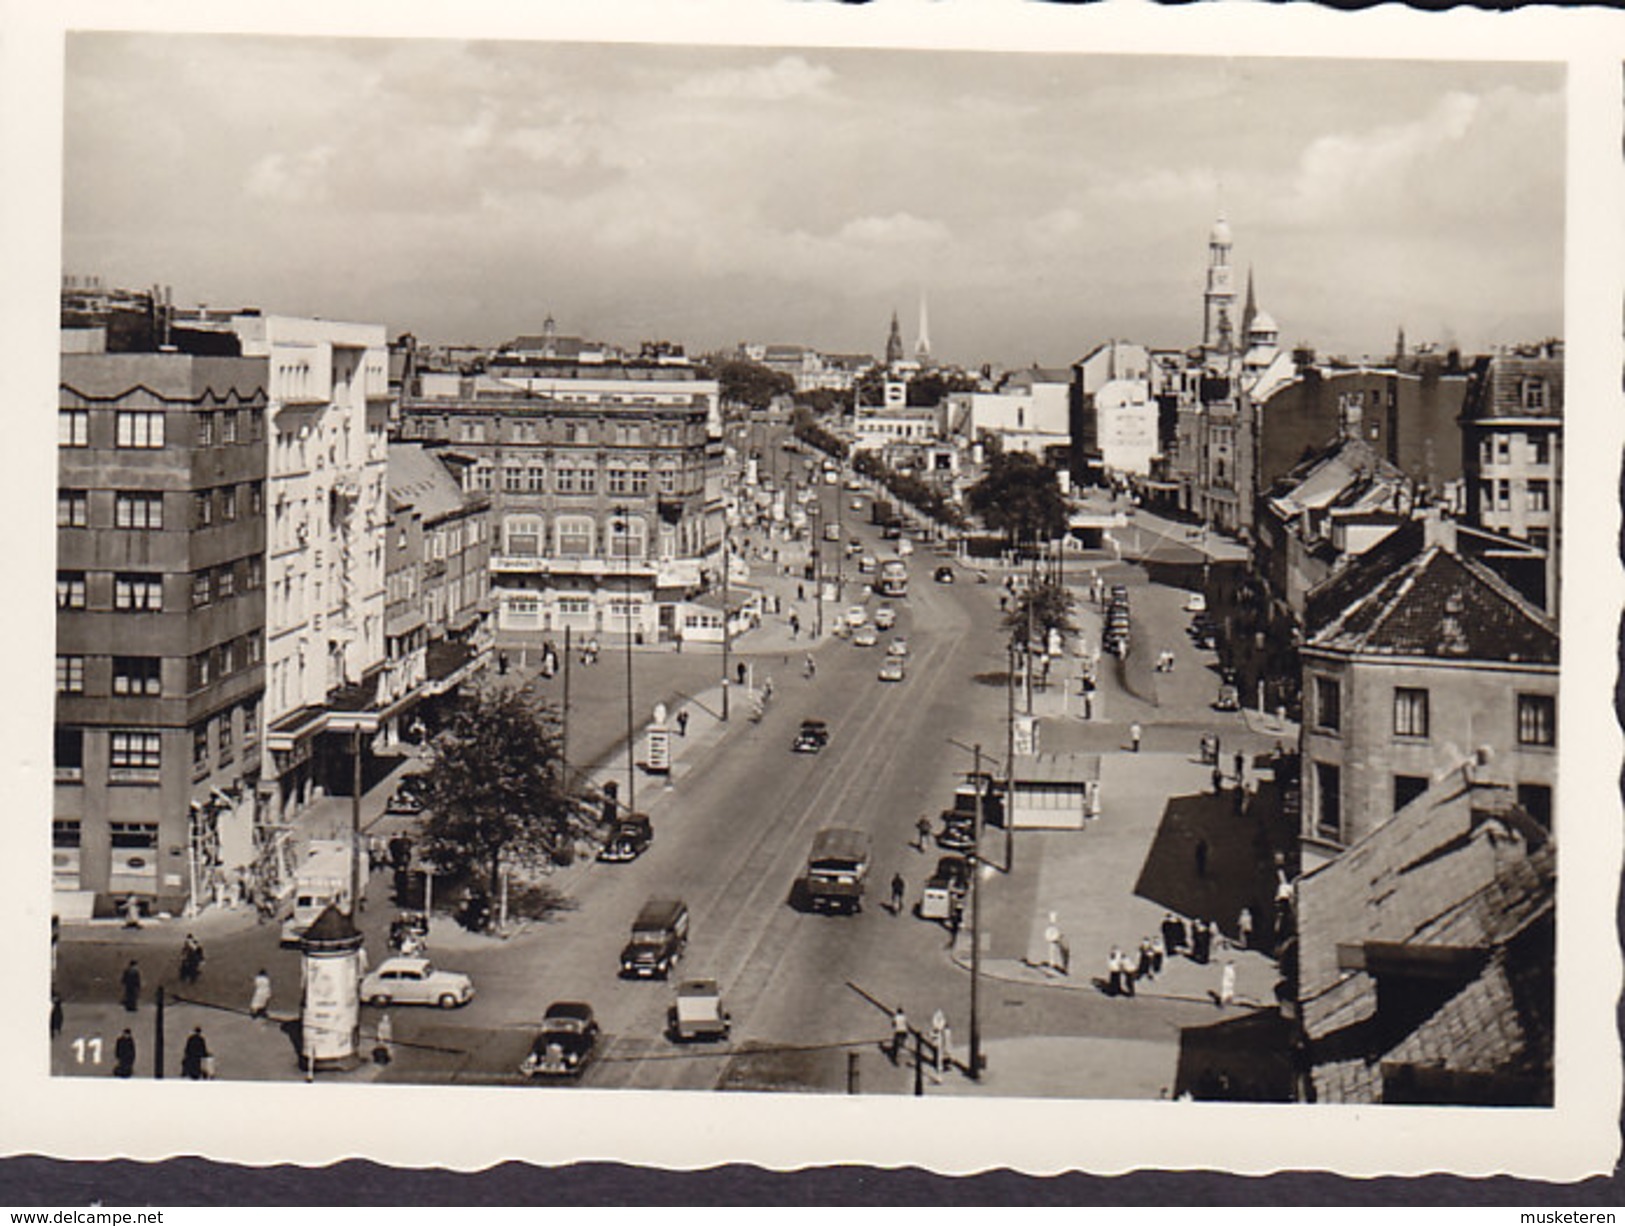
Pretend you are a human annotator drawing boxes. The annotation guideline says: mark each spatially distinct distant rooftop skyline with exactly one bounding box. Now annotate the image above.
[64,36,1563,369]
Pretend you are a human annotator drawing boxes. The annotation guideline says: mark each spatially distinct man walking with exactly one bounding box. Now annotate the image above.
[930,1008,948,1072]
[1130,722,1142,753]
[676,709,689,738]
[120,960,141,1013]
[250,969,272,1020]
[181,1026,211,1081]
[915,815,932,852]
[889,872,906,916]
[113,1028,136,1079]
[889,1006,909,1064]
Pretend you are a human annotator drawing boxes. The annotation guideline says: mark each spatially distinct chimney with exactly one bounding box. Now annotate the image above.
[1421,505,1458,554]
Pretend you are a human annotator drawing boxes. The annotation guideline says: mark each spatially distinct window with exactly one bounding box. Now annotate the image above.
[503,465,526,493]
[526,465,546,493]
[114,492,164,529]
[109,730,161,771]
[57,489,88,527]
[56,655,85,694]
[1522,379,1547,412]
[456,420,485,443]
[555,516,594,557]
[193,725,209,766]
[216,564,235,600]
[221,487,238,522]
[1393,687,1430,739]
[504,515,543,557]
[197,413,214,447]
[1394,774,1429,814]
[188,650,212,690]
[1517,693,1556,746]
[192,571,212,610]
[1495,479,1511,512]
[557,596,591,617]
[115,411,165,449]
[242,696,260,742]
[194,490,213,528]
[563,421,588,444]
[614,423,642,446]
[245,634,263,666]
[629,469,650,495]
[471,461,494,493]
[222,410,239,444]
[1494,434,1511,463]
[1314,676,1341,733]
[1527,480,1550,513]
[606,468,629,495]
[577,465,597,494]
[1531,433,1551,466]
[57,572,86,610]
[555,466,578,494]
[244,555,263,591]
[248,407,265,442]
[249,481,264,516]
[1315,762,1342,839]
[114,573,164,612]
[607,515,647,560]
[54,728,84,780]
[53,819,81,848]
[217,714,234,761]
[59,409,89,447]
[112,657,162,696]
[1517,782,1553,830]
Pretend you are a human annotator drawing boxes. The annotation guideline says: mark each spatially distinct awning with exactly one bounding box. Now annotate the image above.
[386,610,427,639]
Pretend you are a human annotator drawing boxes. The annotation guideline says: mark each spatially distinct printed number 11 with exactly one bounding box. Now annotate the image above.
[72,1037,103,1064]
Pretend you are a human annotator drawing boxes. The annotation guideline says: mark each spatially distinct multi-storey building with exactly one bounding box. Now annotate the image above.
[1460,346,1563,612]
[225,314,390,824]
[1297,511,1558,871]
[397,356,724,644]
[55,352,269,917]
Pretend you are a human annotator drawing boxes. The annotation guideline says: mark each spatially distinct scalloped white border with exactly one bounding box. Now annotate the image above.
[0,0,1618,1181]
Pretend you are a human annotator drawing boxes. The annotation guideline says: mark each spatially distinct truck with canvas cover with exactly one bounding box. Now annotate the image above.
[280,839,354,946]
[805,827,871,914]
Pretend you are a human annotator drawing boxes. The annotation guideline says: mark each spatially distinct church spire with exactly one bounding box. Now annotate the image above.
[885,309,904,367]
[915,293,931,364]
[1242,266,1257,343]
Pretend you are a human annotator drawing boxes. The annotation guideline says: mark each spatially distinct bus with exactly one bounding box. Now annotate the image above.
[877,558,908,598]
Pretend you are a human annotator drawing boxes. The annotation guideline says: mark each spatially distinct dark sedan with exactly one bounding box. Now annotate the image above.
[520,1002,600,1080]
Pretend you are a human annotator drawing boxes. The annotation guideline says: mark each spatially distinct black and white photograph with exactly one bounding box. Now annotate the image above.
[4,0,1621,1186]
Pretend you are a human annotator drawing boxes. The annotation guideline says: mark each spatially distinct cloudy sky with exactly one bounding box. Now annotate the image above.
[63,35,1563,367]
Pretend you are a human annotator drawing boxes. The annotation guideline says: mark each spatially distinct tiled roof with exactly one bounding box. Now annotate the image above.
[1460,353,1563,422]
[1297,772,1555,1104]
[1304,521,1557,663]
[389,443,471,523]
[1268,436,1405,520]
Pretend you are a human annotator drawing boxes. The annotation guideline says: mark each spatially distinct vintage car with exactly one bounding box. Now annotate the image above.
[519,1002,600,1079]
[852,626,879,648]
[878,657,906,683]
[937,811,977,854]
[1184,592,1208,614]
[887,637,909,658]
[793,719,830,753]
[385,786,423,816]
[920,855,970,921]
[669,979,731,1043]
[933,566,955,584]
[873,606,898,630]
[598,815,653,863]
[845,605,868,628]
[619,898,690,980]
[361,956,474,1009]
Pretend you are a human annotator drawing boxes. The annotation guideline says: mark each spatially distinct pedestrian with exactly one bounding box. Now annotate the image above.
[50,991,63,1039]
[797,583,805,602]
[120,960,142,1013]
[890,1006,909,1064]
[1194,837,1209,879]
[677,710,690,738]
[181,1026,210,1081]
[249,969,272,1020]
[179,934,204,985]
[915,815,932,852]
[1151,933,1166,975]
[1107,947,1125,996]
[1237,906,1255,951]
[497,650,509,676]
[1234,750,1246,789]
[1136,937,1156,981]
[1212,765,1225,795]
[374,1011,394,1066]
[1160,912,1183,955]
[1218,959,1237,1008]
[1193,919,1213,965]
[113,1028,136,1079]
[122,895,142,929]
[930,1008,948,1072]
[1130,722,1142,753]
[805,653,816,679]
[737,662,747,686]
[889,872,905,916]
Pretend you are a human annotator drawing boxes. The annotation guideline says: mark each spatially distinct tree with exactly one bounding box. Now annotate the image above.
[905,369,979,408]
[414,688,596,924]
[710,358,795,413]
[1005,580,1078,654]
[966,450,1069,547]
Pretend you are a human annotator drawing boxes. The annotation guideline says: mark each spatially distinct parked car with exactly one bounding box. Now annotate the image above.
[361,956,474,1009]
[599,815,653,863]
[669,979,731,1042]
[934,566,956,584]
[824,523,840,542]
[793,719,830,753]
[1184,592,1208,613]
[385,787,423,816]
[878,657,906,683]
[519,1002,599,1079]
[937,812,976,854]
[873,606,897,630]
[853,626,879,648]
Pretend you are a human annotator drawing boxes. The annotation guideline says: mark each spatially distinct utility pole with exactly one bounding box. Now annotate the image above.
[351,721,363,917]
[811,502,823,640]
[561,624,572,774]
[969,743,984,1080]
[721,507,731,722]
[619,508,637,816]
[1005,646,1017,871]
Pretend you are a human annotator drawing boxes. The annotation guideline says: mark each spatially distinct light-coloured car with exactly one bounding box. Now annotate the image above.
[361,956,475,1009]
[858,554,877,574]
[1185,592,1208,614]
[873,606,897,630]
[845,605,867,628]
[853,626,879,648]
[878,657,906,683]
[887,638,909,658]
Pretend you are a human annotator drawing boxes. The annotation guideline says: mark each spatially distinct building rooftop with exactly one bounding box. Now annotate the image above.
[1304,518,1558,664]
[1267,436,1409,522]
[388,443,475,523]
[1460,350,1564,423]
[1296,772,1554,1104]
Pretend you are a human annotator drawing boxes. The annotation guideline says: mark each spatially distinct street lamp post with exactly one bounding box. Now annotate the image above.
[969,742,984,1080]
[721,508,731,722]
[616,507,637,816]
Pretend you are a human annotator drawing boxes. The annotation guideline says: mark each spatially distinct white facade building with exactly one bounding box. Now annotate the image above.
[1094,378,1160,476]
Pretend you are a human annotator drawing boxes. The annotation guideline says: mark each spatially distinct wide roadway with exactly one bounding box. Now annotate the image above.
[378,492,1024,1091]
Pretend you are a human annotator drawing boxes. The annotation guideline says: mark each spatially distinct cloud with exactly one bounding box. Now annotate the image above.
[675,55,834,102]
[835,213,951,246]
[244,145,336,205]
[1287,90,1481,214]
